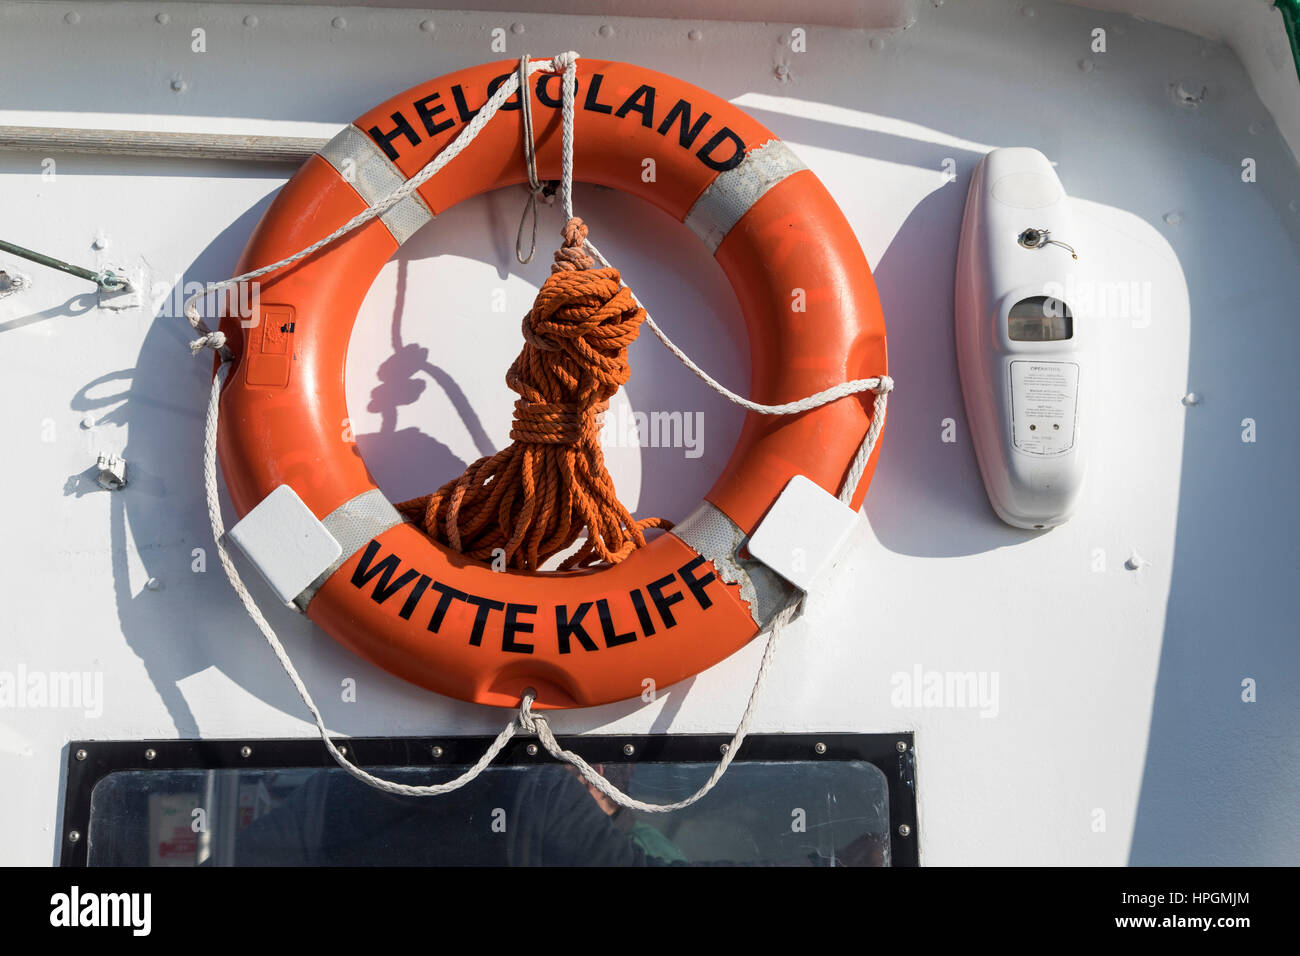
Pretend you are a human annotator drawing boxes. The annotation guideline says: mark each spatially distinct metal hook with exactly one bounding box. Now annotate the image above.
[515,54,549,265]
[1017,227,1078,260]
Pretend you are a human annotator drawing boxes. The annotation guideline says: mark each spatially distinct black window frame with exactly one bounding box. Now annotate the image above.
[59,732,918,867]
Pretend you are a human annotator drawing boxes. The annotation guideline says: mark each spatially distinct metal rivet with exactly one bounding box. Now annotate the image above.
[526,743,538,756]
[64,12,80,25]
[239,745,252,758]
[243,15,258,28]
[331,16,347,29]
[75,748,88,761]
[814,742,827,755]
[1163,211,1182,225]
[622,743,635,756]
[155,12,169,24]
[869,36,885,51]
[510,21,525,34]
[688,28,703,41]
[144,748,156,761]
[898,824,912,837]
[719,743,730,755]
[68,830,81,843]
[420,19,435,33]
[170,76,187,93]
[145,577,161,591]
[338,745,347,756]
[1182,392,1200,406]
[431,745,443,758]
[896,740,908,753]
[598,24,613,38]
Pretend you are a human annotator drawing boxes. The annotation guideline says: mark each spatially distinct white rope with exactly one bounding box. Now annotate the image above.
[184,53,580,355]
[189,49,892,809]
[202,363,520,796]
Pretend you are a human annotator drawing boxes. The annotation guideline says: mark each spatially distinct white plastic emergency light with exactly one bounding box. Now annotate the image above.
[955,147,1087,530]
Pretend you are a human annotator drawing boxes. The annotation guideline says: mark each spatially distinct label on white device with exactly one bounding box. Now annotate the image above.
[1009,360,1079,456]
[745,474,860,593]
[226,484,343,605]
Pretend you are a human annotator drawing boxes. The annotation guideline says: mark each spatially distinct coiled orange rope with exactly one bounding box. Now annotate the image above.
[397,218,670,570]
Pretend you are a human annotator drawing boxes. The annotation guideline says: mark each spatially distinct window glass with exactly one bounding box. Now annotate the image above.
[87,760,891,867]
[1008,295,1073,341]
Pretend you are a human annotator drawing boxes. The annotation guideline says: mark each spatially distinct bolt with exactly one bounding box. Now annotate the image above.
[598,24,613,38]
[420,19,435,33]
[155,12,169,24]
[68,830,81,843]
[75,748,87,761]
[65,12,80,25]
[145,577,161,591]
[898,823,912,837]
[144,748,156,761]
[510,21,525,34]
[896,740,908,753]
[80,414,95,430]
[622,743,635,756]
[719,743,730,755]
[331,16,347,29]
[338,745,347,756]
[688,28,703,41]
[243,15,258,28]
[170,76,187,93]
[431,745,443,758]
[240,745,252,758]
[526,743,538,756]
[814,742,827,755]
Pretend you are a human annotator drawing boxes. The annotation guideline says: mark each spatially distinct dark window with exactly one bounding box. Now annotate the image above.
[63,735,917,867]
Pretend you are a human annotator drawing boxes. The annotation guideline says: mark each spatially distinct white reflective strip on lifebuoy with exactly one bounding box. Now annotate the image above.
[683,139,807,254]
[292,488,404,610]
[318,125,435,245]
[669,501,797,626]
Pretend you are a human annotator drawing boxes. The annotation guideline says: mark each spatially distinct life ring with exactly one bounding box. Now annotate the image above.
[215,58,888,710]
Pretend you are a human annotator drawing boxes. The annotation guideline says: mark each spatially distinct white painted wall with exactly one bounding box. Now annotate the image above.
[0,0,1296,866]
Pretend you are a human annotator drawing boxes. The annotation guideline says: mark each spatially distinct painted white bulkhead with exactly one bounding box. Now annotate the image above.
[1,0,1297,865]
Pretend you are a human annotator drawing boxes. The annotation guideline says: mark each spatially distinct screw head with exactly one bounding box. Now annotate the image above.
[68,830,81,843]
[622,743,635,756]
[144,748,157,761]
[814,742,827,755]
[338,745,347,757]
[75,748,87,761]
[719,743,730,755]
[896,740,908,753]
[431,745,443,758]
[239,745,252,758]
[898,824,912,837]
[526,743,539,756]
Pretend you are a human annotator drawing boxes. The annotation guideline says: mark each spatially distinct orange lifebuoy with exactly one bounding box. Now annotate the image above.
[216,58,888,710]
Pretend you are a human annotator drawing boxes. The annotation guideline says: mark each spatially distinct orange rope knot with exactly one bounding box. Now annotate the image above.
[397,217,671,571]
